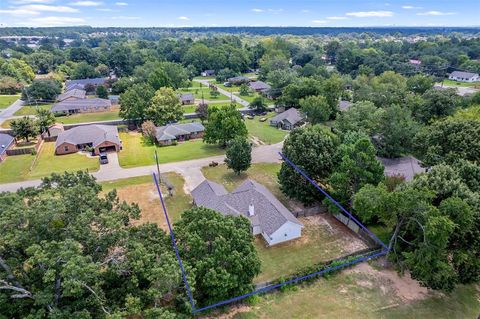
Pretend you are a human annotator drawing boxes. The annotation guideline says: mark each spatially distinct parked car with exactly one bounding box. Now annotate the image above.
[223,82,232,87]
[99,153,108,164]
[259,117,267,122]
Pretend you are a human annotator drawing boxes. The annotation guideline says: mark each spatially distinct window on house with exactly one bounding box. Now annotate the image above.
[64,146,68,151]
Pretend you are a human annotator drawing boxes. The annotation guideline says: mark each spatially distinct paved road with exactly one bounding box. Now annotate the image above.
[194,79,250,107]
[0,142,283,193]
[0,99,24,125]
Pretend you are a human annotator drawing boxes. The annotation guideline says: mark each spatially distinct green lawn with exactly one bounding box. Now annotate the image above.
[14,104,52,116]
[182,101,241,114]
[101,173,192,229]
[228,270,479,319]
[0,95,20,109]
[118,132,225,168]
[245,113,288,144]
[178,83,229,101]
[440,79,480,87]
[0,142,99,183]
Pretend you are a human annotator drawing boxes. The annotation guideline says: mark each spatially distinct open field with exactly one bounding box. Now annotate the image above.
[245,113,288,144]
[0,95,20,109]
[207,262,479,319]
[118,131,224,168]
[254,214,368,283]
[101,173,192,230]
[0,142,99,183]
[13,104,51,116]
[440,79,480,88]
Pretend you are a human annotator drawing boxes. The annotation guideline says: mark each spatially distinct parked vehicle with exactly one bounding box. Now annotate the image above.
[259,117,267,122]
[99,153,109,164]
[209,161,218,167]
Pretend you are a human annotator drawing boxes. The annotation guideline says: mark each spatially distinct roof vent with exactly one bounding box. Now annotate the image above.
[248,201,255,216]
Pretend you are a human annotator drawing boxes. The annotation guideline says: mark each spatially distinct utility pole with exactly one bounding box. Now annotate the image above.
[154,149,161,185]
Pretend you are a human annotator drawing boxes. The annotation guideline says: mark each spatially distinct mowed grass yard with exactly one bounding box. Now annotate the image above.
[0,95,20,109]
[14,104,51,115]
[178,84,229,101]
[217,265,479,319]
[440,79,480,88]
[118,131,224,168]
[182,101,241,114]
[101,173,192,230]
[245,113,288,144]
[0,142,99,183]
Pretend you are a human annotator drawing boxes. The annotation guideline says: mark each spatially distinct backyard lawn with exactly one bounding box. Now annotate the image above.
[178,84,229,101]
[0,142,99,183]
[440,79,480,87]
[101,173,192,230]
[14,104,52,116]
[245,113,288,144]
[118,131,225,168]
[0,95,20,109]
[182,101,241,114]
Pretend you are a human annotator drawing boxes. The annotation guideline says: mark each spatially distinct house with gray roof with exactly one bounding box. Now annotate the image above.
[201,70,215,77]
[227,76,251,85]
[269,108,304,130]
[0,133,15,162]
[155,122,205,145]
[179,93,195,105]
[65,83,85,91]
[449,71,479,83]
[379,156,425,181]
[65,78,106,92]
[51,98,111,115]
[249,81,271,92]
[55,124,121,155]
[57,89,86,102]
[192,179,303,246]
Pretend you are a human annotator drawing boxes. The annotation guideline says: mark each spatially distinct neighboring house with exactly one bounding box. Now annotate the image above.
[227,76,251,85]
[179,93,195,105]
[448,71,480,83]
[57,89,86,102]
[380,156,426,181]
[155,122,205,145]
[339,100,352,111]
[55,124,121,155]
[51,98,112,115]
[269,108,304,130]
[201,70,215,77]
[192,179,303,246]
[0,133,15,162]
[42,124,64,141]
[249,80,271,93]
[65,78,106,91]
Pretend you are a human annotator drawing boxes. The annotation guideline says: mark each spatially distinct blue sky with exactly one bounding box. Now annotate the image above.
[1,0,479,28]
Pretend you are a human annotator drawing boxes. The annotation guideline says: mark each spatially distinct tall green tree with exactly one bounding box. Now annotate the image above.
[225,137,252,175]
[279,125,338,204]
[300,95,331,124]
[415,88,461,123]
[10,116,38,142]
[147,87,183,126]
[203,104,247,147]
[174,207,260,306]
[71,61,99,80]
[119,83,155,125]
[22,80,61,102]
[406,74,434,94]
[95,85,108,99]
[35,108,55,136]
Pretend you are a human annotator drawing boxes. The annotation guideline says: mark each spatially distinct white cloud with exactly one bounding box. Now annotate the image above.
[0,8,40,16]
[29,16,86,25]
[346,11,394,18]
[417,11,456,16]
[402,5,422,9]
[327,16,348,20]
[177,16,189,20]
[115,2,128,6]
[110,15,140,20]
[96,8,113,11]
[301,9,310,13]
[311,20,327,24]
[252,8,264,12]
[69,1,103,6]
[19,4,79,13]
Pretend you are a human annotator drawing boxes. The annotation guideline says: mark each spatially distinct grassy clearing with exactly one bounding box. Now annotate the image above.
[178,83,229,100]
[14,104,51,116]
[440,79,480,88]
[0,142,99,183]
[221,268,480,319]
[0,95,19,109]
[182,101,241,114]
[118,132,224,168]
[245,113,287,144]
[101,173,192,230]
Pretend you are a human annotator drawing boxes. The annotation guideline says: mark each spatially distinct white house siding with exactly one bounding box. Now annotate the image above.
[449,75,479,83]
[262,221,302,246]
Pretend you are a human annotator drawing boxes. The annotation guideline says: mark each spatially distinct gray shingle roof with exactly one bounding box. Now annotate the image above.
[379,156,425,181]
[65,78,106,90]
[228,76,251,84]
[57,89,86,102]
[339,100,352,111]
[51,98,111,113]
[55,124,120,149]
[249,81,271,91]
[270,108,304,126]
[0,133,14,156]
[180,93,194,102]
[449,71,479,79]
[192,179,302,236]
[155,122,205,142]
[65,83,85,92]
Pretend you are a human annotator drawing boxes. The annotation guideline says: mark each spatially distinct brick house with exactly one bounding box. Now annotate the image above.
[51,98,112,115]
[155,122,205,145]
[55,124,121,155]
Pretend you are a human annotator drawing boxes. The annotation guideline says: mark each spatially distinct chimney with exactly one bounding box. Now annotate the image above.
[248,201,255,216]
